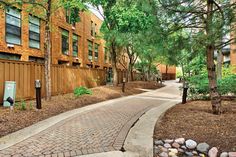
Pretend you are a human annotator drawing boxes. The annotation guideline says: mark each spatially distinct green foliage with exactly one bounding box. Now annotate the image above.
[188,72,236,99]
[29,102,33,110]
[20,100,27,110]
[74,86,92,97]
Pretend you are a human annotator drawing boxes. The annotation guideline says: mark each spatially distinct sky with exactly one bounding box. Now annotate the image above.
[87,4,104,21]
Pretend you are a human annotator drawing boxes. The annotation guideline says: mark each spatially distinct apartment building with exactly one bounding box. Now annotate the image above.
[0,4,114,69]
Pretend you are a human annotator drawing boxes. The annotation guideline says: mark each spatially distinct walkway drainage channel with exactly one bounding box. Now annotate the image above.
[117,106,153,152]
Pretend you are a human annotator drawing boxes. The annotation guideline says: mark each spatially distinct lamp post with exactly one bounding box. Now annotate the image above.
[35,80,42,109]
[182,81,189,104]
[122,77,126,93]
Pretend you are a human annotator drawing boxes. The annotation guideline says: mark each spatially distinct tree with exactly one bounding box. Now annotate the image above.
[157,0,236,114]
[89,0,152,85]
[2,0,85,100]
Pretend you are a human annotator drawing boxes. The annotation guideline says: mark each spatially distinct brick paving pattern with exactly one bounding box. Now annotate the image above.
[0,98,164,157]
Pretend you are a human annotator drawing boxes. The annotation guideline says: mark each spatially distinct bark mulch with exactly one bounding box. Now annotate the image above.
[154,100,236,152]
[0,81,162,138]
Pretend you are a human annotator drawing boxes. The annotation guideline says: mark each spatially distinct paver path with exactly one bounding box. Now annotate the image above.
[0,81,181,157]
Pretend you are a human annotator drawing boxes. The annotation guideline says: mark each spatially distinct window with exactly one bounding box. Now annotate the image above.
[94,23,97,36]
[6,7,21,45]
[88,41,93,61]
[72,34,79,57]
[95,44,99,62]
[29,15,40,49]
[0,52,20,61]
[91,21,94,36]
[61,29,69,55]
[104,48,108,63]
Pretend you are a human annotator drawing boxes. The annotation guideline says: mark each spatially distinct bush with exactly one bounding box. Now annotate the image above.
[74,86,92,97]
[188,73,236,100]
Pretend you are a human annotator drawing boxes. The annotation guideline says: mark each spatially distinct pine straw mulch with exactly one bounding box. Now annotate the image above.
[154,100,236,152]
[0,81,163,138]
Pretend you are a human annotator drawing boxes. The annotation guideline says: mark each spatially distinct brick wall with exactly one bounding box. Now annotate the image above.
[0,4,113,69]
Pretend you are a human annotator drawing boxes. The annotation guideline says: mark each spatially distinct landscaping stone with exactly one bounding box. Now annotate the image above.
[155,140,164,146]
[164,139,174,143]
[164,143,171,148]
[175,138,185,144]
[192,150,198,155]
[185,151,194,156]
[181,145,187,149]
[208,147,218,157]
[229,152,236,157]
[172,142,180,148]
[185,139,197,149]
[169,148,178,154]
[154,138,233,157]
[169,151,177,157]
[159,152,168,157]
[178,148,184,153]
[197,142,210,154]
[220,152,228,157]
[199,153,206,157]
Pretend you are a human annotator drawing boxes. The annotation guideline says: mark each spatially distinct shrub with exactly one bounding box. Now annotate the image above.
[20,100,27,110]
[187,73,236,100]
[74,86,92,97]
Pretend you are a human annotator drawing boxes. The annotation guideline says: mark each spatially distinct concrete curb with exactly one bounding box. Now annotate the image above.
[123,101,179,157]
[79,101,180,157]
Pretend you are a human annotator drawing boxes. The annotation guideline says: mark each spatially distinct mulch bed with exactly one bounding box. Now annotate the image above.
[0,81,162,138]
[154,100,236,152]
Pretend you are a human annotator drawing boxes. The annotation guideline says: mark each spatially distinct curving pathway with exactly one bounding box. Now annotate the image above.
[0,81,181,157]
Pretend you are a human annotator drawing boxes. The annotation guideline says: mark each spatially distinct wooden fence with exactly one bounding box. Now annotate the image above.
[0,59,106,104]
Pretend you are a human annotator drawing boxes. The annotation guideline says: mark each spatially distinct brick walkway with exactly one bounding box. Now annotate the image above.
[0,97,166,157]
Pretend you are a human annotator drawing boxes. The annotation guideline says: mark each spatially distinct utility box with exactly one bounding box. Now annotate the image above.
[3,81,16,107]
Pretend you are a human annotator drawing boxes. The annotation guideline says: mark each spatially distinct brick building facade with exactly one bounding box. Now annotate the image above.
[0,4,119,70]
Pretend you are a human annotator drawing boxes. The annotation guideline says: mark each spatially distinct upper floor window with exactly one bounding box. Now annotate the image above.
[94,23,97,36]
[95,44,99,62]
[91,21,94,36]
[88,41,93,61]
[29,15,40,49]
[104,48,108,63]
[72,34,79,57]
[6,7,21,45]
[61,29,69,55]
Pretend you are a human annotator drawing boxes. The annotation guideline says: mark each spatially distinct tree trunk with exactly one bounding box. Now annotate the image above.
[44,0,52,101]
[110,43,118,86]
[165,65,168,80]
[206,45,221,114]
[130,65,134,81]
[206,0,221,114]
[217,49,223,80]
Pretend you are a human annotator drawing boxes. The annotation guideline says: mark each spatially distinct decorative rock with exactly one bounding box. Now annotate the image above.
[172,142,180,148]
[161,147,168,152]
[220,152,228,157]
[208,147,218,157]
[155,140,164,146]
[229,152,236,157]
[199,153,206,157]
[181,146,187,149]
[169,148,178,154]
[169,151,177,157]
[185,152,194,156]
[159,152,168,157]
[185,139,197,149]
[178,148,184,153]
[192,151,198,155]
[175,138,185,144]
[164,139,174,143]
[164,143,171,148]
[197,142,210,154]
[154,146,162,154]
